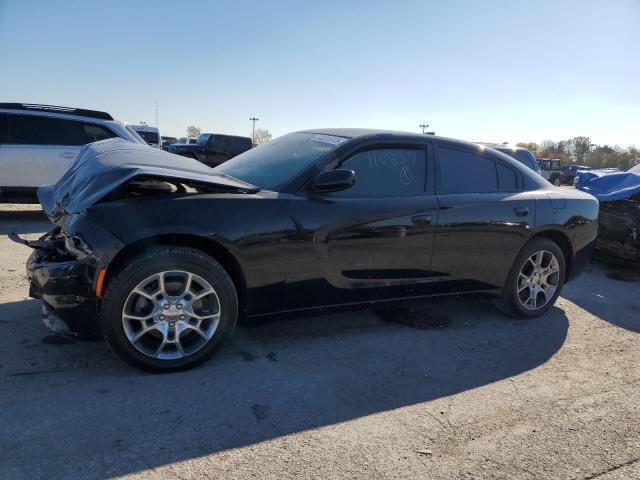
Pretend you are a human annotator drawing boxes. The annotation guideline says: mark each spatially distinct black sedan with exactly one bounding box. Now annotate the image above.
[16,131,599,371]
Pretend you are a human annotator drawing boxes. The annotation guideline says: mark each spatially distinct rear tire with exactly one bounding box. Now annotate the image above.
[496,237,566,318]
[100,247,237,372]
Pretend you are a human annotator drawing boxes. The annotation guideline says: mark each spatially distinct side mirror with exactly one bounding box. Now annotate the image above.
[311,169,355,193]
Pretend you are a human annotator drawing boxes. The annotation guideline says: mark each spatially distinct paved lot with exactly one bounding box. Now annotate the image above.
[0,205,639,480]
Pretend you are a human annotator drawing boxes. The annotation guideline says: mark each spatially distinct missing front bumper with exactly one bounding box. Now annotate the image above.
[27,242,103,339]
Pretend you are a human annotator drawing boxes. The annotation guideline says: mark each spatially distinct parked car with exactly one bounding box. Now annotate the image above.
[167,133,252,167]
[176,137,198,145]
[576,163,640,265]
[574,167,622,187]
[561,165,592,185]
[538,158,563,186]
[15,130,598,371]
[128,124,161,148]
[0,103,146,203]
[478,143,542,175]
[161,136,177,151]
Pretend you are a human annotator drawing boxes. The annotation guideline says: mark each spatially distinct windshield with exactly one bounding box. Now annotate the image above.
[214,132,348,190]
[629,162,640,173]
[134,130,159,144]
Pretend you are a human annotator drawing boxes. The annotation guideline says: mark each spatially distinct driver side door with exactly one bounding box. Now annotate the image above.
[286,143,439,310]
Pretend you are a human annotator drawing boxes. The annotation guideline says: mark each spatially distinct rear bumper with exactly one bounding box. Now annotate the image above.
[566,240,594,282]
[28,248,102,338]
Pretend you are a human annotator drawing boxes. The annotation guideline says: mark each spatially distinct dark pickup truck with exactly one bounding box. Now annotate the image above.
[167,133,252,166]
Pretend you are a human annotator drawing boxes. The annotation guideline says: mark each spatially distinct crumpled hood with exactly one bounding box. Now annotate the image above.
[576,170,640,202]
[39,138,258,223]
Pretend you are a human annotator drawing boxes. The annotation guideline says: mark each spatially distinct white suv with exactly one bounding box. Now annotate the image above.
[0,103,147,202]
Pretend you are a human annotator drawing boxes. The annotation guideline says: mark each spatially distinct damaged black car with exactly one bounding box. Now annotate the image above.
[14,132,599,372]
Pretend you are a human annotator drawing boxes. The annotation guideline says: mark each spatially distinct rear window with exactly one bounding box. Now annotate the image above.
[6,114,116,145]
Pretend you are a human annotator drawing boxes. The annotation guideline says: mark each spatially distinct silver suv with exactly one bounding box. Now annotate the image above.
[0,103,147,202]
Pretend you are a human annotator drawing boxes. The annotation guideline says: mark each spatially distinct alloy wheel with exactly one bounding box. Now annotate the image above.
[122,271,221,360]
[517,250,560,311]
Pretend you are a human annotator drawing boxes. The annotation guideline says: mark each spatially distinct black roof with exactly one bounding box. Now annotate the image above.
[477,142,531,152]
[299,128,472,146]
[0,103,114,121]
[202,132,252,141]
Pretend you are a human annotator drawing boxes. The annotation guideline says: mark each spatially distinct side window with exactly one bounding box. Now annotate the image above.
[438,147,498,194]
[332,148,427,197]
[8,114,88,146]
[233,137,251,149]
[496,163,518,191]
[210,135,226,148]
[81,123,116,143]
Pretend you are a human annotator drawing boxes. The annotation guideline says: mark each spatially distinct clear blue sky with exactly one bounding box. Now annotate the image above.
[1,0,638,146]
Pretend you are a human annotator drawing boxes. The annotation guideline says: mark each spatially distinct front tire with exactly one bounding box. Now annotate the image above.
[100,247,237,372]
[496,238,566,317]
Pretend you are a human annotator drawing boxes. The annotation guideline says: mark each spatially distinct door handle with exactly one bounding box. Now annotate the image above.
[59,152,76,159]
[514,207,529,217]
[411,214,432,226]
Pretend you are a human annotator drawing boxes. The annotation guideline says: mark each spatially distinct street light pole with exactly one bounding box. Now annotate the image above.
[250,117,259,144]
[419,123,429,134]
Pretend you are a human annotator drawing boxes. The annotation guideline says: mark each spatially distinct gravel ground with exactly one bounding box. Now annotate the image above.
[0,204,638,480]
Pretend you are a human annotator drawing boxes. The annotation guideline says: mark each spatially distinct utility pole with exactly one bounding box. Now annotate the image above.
[250,117,259,144]
[155,100,158,129]
[419,123,429,134]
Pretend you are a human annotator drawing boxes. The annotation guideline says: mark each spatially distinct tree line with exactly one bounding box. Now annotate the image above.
[516,137,639,170]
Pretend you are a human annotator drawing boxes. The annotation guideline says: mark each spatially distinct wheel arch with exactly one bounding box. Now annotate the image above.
[528,229,574,281]
[104,234,247,313]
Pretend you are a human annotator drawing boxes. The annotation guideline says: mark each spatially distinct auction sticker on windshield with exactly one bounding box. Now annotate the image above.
[310,134,349,146]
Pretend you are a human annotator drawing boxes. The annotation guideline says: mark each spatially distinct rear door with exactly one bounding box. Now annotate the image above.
[287,143,440,309]
[1,114,116,187]
[431,144,535,292]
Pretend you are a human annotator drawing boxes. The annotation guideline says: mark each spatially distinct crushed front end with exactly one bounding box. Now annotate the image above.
[13,214,124,339]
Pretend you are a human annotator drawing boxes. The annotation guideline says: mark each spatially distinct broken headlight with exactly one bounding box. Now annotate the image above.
[64,234,92,259]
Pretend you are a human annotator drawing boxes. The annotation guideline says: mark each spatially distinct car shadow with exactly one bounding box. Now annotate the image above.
[0,208,51,235]
[0,296,568,479]
[561,261,640,333]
